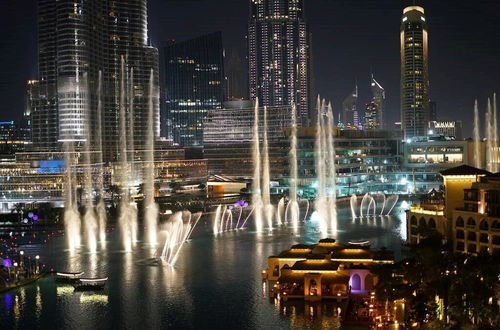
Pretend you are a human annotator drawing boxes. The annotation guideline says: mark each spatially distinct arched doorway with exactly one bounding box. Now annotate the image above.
[351,274,361,291]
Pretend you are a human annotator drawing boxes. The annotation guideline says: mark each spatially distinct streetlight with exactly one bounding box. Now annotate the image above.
[20,250,24,268]
[35,255,40,274]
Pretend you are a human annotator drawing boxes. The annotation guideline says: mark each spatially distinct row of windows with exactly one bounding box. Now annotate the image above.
[455,217,500,230]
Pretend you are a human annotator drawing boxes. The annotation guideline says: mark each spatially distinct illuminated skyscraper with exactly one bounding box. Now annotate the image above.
[342,85,358,129]
[364,74,385,130]
[163,32,225,147]
[248,0,310,122]
[400,5,429,139]
[32,0,159,160]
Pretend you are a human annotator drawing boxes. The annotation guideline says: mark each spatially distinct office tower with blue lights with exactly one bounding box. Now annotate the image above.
[32,0,159,160]
[248,0,311,122]
[163,32,225,147]
[400,5,430,139]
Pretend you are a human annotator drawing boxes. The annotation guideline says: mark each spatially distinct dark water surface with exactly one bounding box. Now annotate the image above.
[0,205,408,329]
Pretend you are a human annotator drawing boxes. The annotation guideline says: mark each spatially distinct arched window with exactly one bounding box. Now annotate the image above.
[456,217,464,227]
[467,218,476,227]
[467,232,476,241]
[456,230,464,239]
[350,274,361,291]
[410,216,417,226]
[479,220,489,231]
[428,218,436,229]
[419,217,426,227]
[493,235,500,245]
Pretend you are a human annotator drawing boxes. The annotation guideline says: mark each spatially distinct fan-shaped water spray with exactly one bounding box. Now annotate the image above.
[160,211,201,266]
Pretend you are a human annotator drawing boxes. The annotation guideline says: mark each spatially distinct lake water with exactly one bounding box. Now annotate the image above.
[0,205,408,329]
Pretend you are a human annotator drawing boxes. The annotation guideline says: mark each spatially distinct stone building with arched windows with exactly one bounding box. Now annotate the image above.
[406,164,500,255]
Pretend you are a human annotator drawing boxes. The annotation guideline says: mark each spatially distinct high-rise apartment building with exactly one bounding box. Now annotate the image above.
[248,0,310,122]
[163,32,225,147]
[32,0,159,160]
[342,85,359,129]
[400,5,429,139]
[364,74,385,130]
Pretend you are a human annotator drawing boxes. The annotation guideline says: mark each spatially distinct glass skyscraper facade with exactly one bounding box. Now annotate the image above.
[342,85,359,129]
[32,0,159,161]
[163,32,225,147]
[364,74,385,130]
[400,5,430,139]
[248,0,310,122]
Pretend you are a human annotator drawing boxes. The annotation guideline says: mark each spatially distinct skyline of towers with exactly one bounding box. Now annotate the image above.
[400,5,430,139]
[248,0,311,122]
[31,0,160,161]
[163,32,225,147]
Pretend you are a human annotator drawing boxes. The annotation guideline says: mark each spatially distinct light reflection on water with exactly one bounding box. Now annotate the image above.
[0,205,408,329]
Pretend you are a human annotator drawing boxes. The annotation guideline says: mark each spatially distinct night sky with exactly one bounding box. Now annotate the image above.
[1,0,499,136]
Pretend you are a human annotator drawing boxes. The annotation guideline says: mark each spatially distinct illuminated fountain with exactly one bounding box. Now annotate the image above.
[118,56,138,252]
[63,142,81,251]
[313,98,337,234]
[350,193,399,218]
[287,104,299,229]
[261,106,274,230]
[81,74,98,254]
[160,211,202,266]
[486,98,493,172]
[212,202,253,234]
[143,69,159,246]
[96,71,107,247]
[251,100,264,232]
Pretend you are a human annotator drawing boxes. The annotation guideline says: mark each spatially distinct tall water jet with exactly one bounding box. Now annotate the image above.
[486,99,493,172]
[143,69,159,246]
[326,102,337,233]
[314,97,328,234]
[473,100,481,169]
[63,142,81,250]
[251,99,264,232]
[118,56,137,252]
[287,104,300,229]
[261,106,273,230]
[96,71,107,246]
[82,73,98,253]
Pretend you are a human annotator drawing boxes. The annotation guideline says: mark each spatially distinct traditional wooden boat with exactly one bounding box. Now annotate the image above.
[74,277,108,291]
[56,271,84,284]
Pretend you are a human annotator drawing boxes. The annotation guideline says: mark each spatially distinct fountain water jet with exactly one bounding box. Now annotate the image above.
[314,98,328,234]
[96,71,107,246]
[161,211,201,266]
[80,72,99,254]
[261,106,273,230]
[118,56,137,252]
[143,69,159,246]
[326,102,337,233]
[251,100,264,232]
[287,104,299,229]
[486,99,493,172]
[63,142,81,250]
